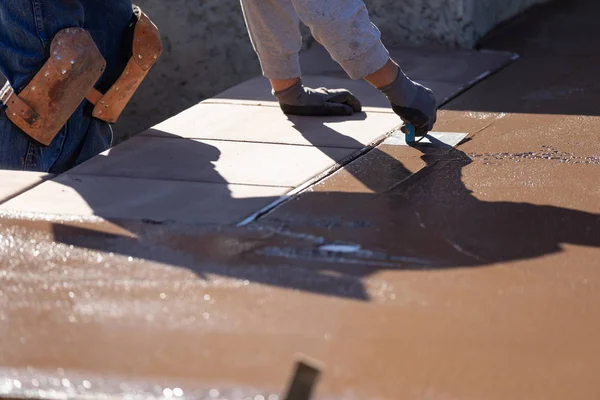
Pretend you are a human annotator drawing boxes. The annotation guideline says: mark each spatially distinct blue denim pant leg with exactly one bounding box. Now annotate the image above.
[0,0,133,173]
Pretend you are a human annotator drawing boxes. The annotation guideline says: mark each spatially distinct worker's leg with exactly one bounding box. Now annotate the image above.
[240,0,303,81]
[0,0,131,172]
[240,0,363,115]
[289,0,389,80]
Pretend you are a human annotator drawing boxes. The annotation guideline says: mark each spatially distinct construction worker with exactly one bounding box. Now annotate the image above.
[240,0,437,136]
[0,1,161,173]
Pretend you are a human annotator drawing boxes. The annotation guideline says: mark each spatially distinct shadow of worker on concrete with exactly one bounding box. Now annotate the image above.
[250,120,600,274]
[47,116,600,302]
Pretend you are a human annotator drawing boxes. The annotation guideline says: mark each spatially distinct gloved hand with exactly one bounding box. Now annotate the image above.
[379,69,437,136]
[274,79,362,116]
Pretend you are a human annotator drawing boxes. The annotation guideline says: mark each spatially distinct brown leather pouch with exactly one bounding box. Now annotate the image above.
[86,6,163,123]
[2,28,106,145]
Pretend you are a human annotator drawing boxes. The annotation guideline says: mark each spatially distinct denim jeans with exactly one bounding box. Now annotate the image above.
[0,0,134,173]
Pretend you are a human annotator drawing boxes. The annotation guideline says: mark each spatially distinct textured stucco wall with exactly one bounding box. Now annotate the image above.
[364,0,550,48]
[471,0,551,42]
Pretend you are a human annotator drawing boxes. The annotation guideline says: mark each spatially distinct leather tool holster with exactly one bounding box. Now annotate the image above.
[1,5,162,146]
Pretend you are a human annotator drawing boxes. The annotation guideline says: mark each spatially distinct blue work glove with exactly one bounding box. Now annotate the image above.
[274,79,362,116]
[379,69,437,136]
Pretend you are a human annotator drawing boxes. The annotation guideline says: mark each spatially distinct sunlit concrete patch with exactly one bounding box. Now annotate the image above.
[0,175,290,225]
[0,171,52,204]
[70,135,356,188]
[206,74,490,113]
[206,74,397,113]
[384,131,469,148]
[141,102,401,149]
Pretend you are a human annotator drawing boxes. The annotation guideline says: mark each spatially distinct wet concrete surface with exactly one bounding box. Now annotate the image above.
[1,163,600,400]
[2,0,600,399]
[1,187,599,400]
[1,131,599,399]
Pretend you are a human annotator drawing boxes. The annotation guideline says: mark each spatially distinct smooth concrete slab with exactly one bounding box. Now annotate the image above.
[144,101,400,148]
[300,42,516,84]
[388,47,517,83]
[205,75,462,110]
[207,75,391,111]
[0,171,52,204]
[0,174,289,224]
[69,135,355,188]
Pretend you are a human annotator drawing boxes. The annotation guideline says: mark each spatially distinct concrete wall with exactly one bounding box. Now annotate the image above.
[365,0,551,48]
[471,0,550,43]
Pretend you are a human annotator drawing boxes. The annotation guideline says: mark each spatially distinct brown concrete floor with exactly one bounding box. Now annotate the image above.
[1,0,600,399]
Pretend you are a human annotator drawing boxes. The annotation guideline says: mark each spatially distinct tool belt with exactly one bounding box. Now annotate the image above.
[0,5,162,146]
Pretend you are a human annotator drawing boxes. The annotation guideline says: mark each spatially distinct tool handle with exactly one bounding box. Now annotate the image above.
[405,123,416,143]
